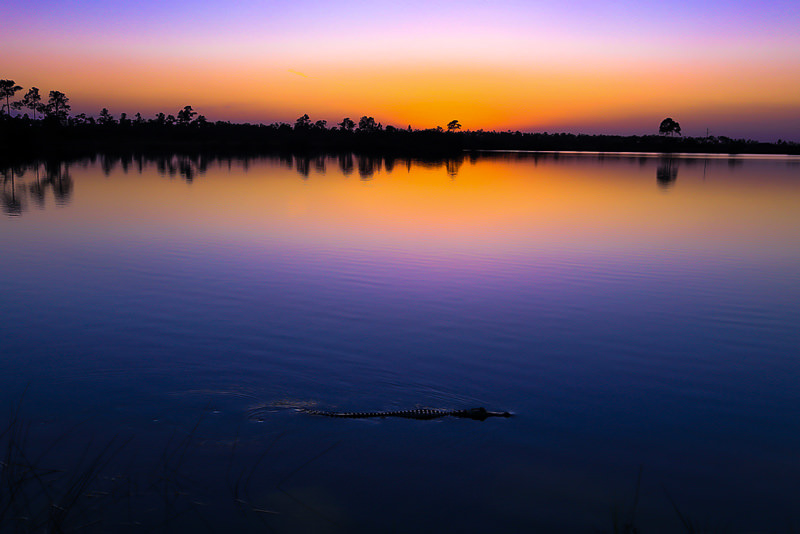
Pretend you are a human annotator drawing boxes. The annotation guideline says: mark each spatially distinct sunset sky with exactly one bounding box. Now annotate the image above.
[2,0,799,140]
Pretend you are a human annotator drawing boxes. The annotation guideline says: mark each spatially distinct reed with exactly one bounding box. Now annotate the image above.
[1,394,128,532]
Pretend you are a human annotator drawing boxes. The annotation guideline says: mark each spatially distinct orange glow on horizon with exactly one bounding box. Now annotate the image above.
[5,49,800,138]
[4,0,799,139]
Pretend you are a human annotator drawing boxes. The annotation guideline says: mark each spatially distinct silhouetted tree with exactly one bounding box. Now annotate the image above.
[98,108,115,125]
[13,87,44,120]
[659,117,681,136]
[177,105,197,125]
[338,117,355,131]
[72,113,94,125]
[447,120,461,132]
[314,119,327,130]
[134,112,144,124]
[192,115,207,127]
[295,113,311,130]
[152,112,166,125]
[166,114,176,125]
[358,116,378,132]
[0,79,23,116]
[45,90,70,122]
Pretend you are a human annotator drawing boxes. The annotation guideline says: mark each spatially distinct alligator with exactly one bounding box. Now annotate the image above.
[299,407,512,421]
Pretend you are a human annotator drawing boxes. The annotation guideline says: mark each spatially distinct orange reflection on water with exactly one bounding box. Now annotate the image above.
[25,154,793,266]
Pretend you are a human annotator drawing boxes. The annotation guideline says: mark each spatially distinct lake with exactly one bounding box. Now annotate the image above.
[1,152,799,532]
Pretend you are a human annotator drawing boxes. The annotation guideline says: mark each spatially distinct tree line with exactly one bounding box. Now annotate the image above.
[1,81,71,122]
[1,79,467,133]
[2,78,797,158]
[0,79,209,127]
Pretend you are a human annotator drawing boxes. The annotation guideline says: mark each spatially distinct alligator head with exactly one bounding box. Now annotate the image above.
[456,407,513,421]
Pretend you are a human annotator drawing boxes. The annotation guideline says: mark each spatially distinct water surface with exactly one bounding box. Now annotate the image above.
[1,152,799,532]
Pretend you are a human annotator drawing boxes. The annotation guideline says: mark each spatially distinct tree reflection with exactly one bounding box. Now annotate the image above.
[152,155,206,183]
[279,153,293,169]
[1,161,74,215]
[446,158,462,179]
[294,155,311,178]
[313,155,326,175]
[178,159,195,183]
[1,167,23,216]
[3,152,480,217]
[278,154,466,180]
[338,153,354,176]
[120,153,133,174]
[101,155,116,176]
[358,156,381,180]
[656,158,678,189]
[28,166,47,208]
[44,161,74,206]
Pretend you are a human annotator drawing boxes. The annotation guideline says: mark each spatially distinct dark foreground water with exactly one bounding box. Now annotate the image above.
[1,152,799,533]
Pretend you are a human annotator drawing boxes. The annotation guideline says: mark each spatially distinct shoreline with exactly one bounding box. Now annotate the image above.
[2,118,798,165]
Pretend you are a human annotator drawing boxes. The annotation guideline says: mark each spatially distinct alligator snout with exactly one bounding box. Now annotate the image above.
[457,408,513,420]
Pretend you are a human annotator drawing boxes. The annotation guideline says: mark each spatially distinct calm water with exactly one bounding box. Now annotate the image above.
[1,152,799,532]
